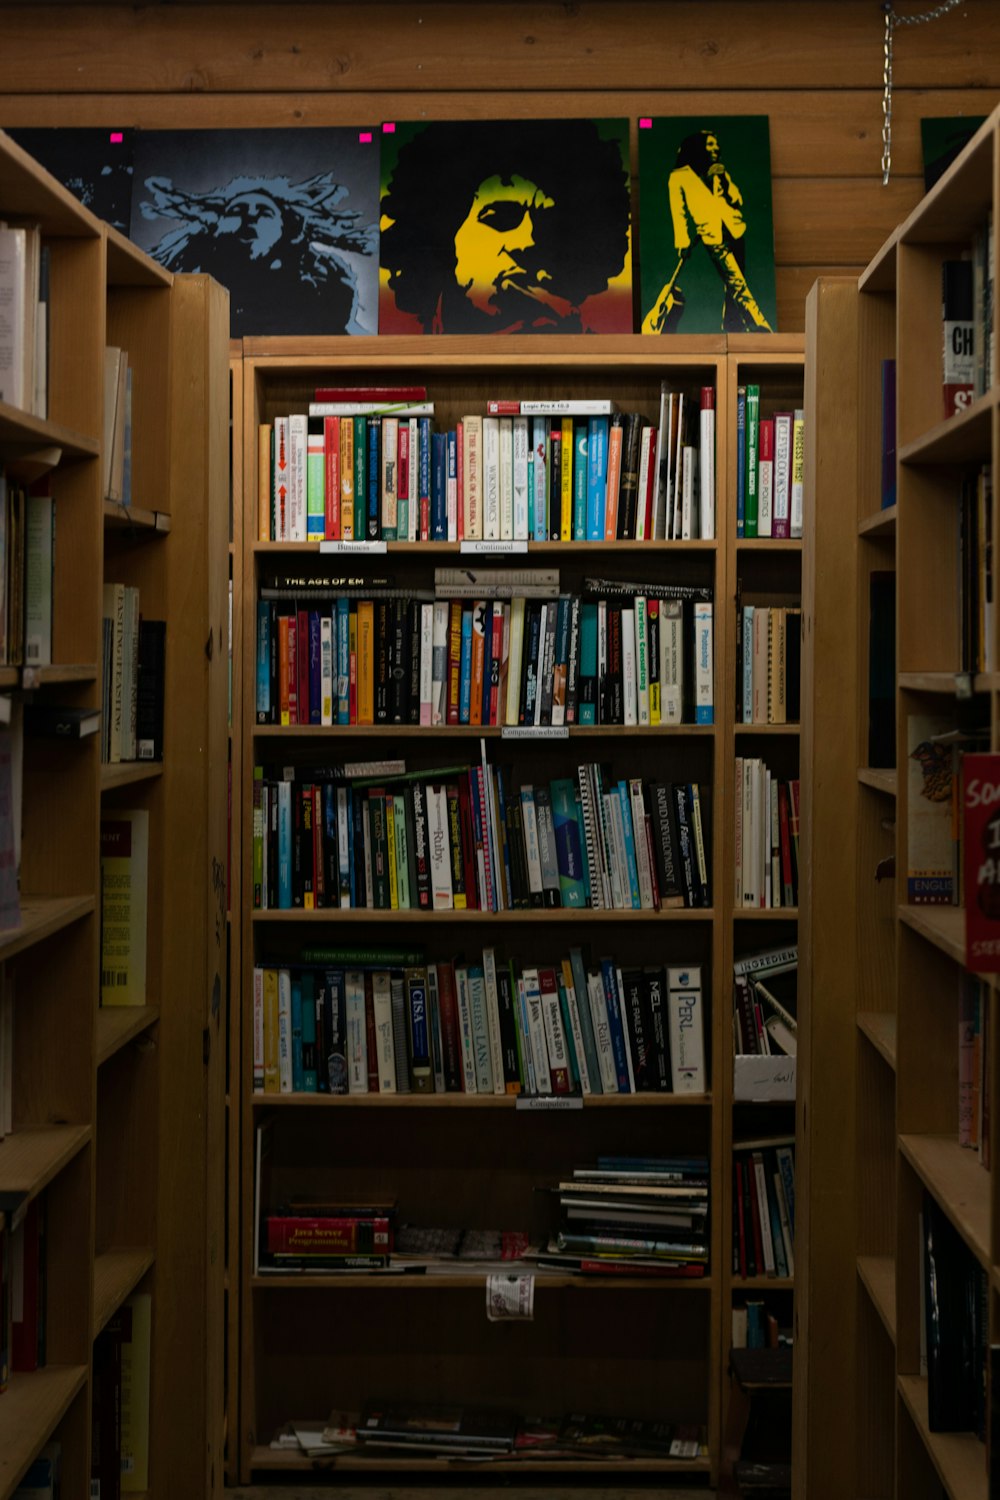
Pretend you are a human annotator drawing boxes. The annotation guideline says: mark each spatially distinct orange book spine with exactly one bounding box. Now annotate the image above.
[604,419,624,540]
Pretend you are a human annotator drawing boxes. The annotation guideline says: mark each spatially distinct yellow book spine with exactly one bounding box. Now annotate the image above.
[263,967,279,1091]
[385,794,399,910]
[120,1293,151,1492]
[357,600,374,725]
[560,416,573,541]
[258,423,272,540]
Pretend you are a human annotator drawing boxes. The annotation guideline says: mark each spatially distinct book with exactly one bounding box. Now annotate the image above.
[120,1292,151,1491]
[942,257,975,417]
[100,809,149,1005]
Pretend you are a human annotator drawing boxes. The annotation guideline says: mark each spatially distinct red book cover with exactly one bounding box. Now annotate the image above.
[296,609,310,725]
[457,772,480,910]
[266,1216,393,1254]
[446,600,462,725]
[348,608,358,725]
[365,972,380,1092]
[397,420,410,507]
[489,604,504,726]
[963,753,1000,971]
[487,398,522,415]
[576,1259,704,1278]
[434,960,464,1091]
[314,385,426,403]
[537,966,571,1093]
[312,785,325,908]
[323,416,340,538]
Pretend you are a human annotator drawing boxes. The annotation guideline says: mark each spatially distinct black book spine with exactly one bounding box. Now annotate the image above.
[645,966,671,1091]
[352,787,368,908]
[374,599,390,723]
[407,599,422,725]
[521,601,542,725]
[135,618,166,759]
[565,594,581,724]
[548,428,562,540]
[649,781,684,907]
[369,791,389,908]
[608,605,623,723]
[617,413,642,540]
[322,784,339,909]
[366,415,381,541]
[671,784,698,907]
[299,785,314,908]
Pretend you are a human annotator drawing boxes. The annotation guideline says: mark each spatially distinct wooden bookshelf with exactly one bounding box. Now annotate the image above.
[803,104,1000,1499]
[0,129,227,1500]
[230,337,810,1486]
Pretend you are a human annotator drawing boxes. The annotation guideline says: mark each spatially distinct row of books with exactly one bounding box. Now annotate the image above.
[732,1137,795,1280]
[0,476,52,668]
[734,761,800,911]
[535,1155,708,1279]
[101,585,165,764]
[103,344,133,506]
[732,944,798,1061]
[957,464,993,675]
[736,602,802,725]
[256,578,715,729]
[735,391,804,539]
[959,975,991,1166]
[252,758,711,913]
[252,951,708,1098]
[0,1196,46,1393]
[270,1403,709,1461]
[92,1292,151,1496]
[259,383,716,543]
[0,223,48,418]
[732,1297,792,1350]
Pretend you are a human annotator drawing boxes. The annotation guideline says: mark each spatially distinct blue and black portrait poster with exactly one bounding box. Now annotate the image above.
[6,127,134,233]
[129,127,380,336]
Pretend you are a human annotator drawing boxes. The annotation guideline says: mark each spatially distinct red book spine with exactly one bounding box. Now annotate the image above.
[487,399,521,415]
[434,960,464,1091]
[324,416,340,538]
[489,606,504,726]
[639,424,657,541]
[314,385,426,403]
[397,420,410,514]
[266,1216,393,1253]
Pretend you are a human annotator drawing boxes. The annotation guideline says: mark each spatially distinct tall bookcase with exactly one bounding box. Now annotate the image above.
[0,131,229,1499]
[231,332,804,1485]
[802,103,1000,1500]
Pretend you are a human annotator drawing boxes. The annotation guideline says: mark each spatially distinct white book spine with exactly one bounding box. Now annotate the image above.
[694,600,714,725]
[288,413,308,542]
[419,602,434,726]
[515,977,536,1095]
[0,227,26,410]
[345,971,368,1093]
[426,785,453,910]
[512,416,530,540]
[468,970,494,1093]
[772,412,792,535]
[277,968,293,1093]
[629,779,654,909]
[521,968,552,1095]
[499,416,514,540]
[320,616,333,725]
[602,792,625,909]
[454,967,480,1093]
[699,399,715,539]
[520,788,544,901]
[540,985,570,1088]
[757,452,773,538]
[482,415,501,540]
[372,972,397,1093]
[621,607,637,726]
[587,971,618,1093]
[681,445,696,539]
[666,965,705,1093]
[430,600,449,726]
[482,947,507,1096]
[651,384,670,539]
[753,1153,777,1272]
[660,601,683,724]
[561,976,592,1094]
[790,409,805,537]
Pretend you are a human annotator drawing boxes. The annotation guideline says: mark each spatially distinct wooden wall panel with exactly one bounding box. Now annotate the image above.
[0,2,995,330]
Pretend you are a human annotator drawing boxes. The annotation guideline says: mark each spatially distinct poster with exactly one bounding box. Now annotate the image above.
[638,115,777,336]
[6,127,134,232]
[379,118,632,335]
[130,127,380,336]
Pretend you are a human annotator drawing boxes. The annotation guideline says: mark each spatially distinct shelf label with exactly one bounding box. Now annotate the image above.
[486,1273,534,1321]
[515,1094,583,1110]
[319,540,388,555]
[502,726,569,741]
[460,540,528,555]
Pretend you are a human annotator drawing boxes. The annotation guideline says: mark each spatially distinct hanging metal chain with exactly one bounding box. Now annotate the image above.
[882,0,966,184]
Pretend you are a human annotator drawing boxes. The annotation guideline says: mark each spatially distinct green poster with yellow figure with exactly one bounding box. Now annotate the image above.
[379,119,632,335]
[638,116,777,336]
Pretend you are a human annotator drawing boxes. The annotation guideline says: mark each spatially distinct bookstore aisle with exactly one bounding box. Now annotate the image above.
[231,333,803,1490]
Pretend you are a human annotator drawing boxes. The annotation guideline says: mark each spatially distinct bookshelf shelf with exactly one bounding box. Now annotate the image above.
[248,1446,713,1475]
[897,905,965,966]
[857,1011,897,1070]
[857,1255,896,1342]
[897,671,996,695]
[92,1246,155,1338]
[0,1365,89,1500]
[253,538,719,556]
[733,907,799,920]
[731,1276,794,1291]
[253,723,716,740]
[252,1272,714,1290]
[0,1124,91,1205]
[0,400,100,460]
[251,1090,712,1109]
[734,539,803,552]
[897,1374,987,1500]
[95,1004,159,1067]
[898,388,994,468]
[99,761,163,793]
[733,723,800,737]
[102,500,172,534]
[857,767,897,796]
[0,894,94,963]
[22,664,98,687]
[898,1134,990,1268]
[858,505,897,539]
[251,907,717,924]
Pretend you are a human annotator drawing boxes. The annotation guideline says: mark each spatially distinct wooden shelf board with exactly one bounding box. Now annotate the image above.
[859,225,900,292]
[733,722,800,736]
[249,1445,711,1474]
[858,505,897,538]
[898,905,965,966]
[733,907,799,920]
[103,500,171,534]
[252,1271,712,1290]
[0,669,17,689]
[857,1254,896,1341]
[21,664,98,687]
[254,538,717,555]
[0,1365,89,1499]
[0,893,95,963]
[899,390,995,468]
[244,331,727,364]
[0,1124,91,1208]
[254,723,714,739]
[96,1004,159,1067]
[0,401,99,462]
[93,1246,154,1337]
[252,1090,711,1108]
[735,538,802,551]
[898,1134,990,1268]
[100,761,163,793]
[897,1373,986,1500]
[730,1276,794,1291]
[252,907,715,924]
[858,767,897,796]
[105,223,172,288]
[857,1011,897,1070]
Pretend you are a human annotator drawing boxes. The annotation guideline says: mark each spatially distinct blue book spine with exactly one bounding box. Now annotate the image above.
[459,609,473,724]
[308,610,322,726]
[366,415,381,540]
[735,386,746,538]
[572,421,588,540]
[600,958,632,1093]
[300,974,318,1092]
[446,429,458,540]
[277,782,292,908]
[586,416,609,540]
[290,977,304,1092]
[578,602,598,726]
[256,600,271,719]
[336,598,350,724]
[526,440,535,537]
[418,417,432,538]
[431,431,448,540]
[532,417,548,541]
[616,781,642,909]
[550,778,587,907]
